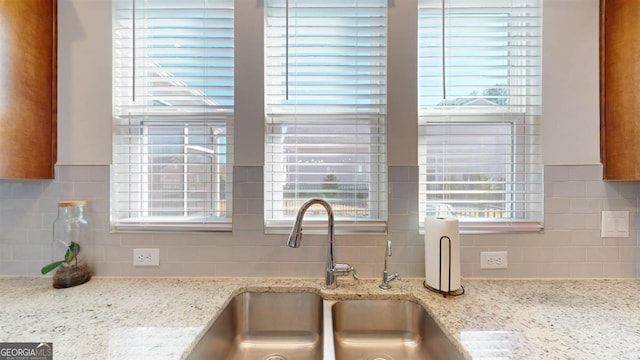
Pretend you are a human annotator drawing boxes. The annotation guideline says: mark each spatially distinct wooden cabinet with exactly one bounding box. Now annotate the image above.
[600,0,640,180]
[0,0,57,179]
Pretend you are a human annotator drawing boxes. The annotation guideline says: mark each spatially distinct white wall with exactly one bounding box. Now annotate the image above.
[57,0,602,167]
[542,0,601,165]
[58,0,112,165]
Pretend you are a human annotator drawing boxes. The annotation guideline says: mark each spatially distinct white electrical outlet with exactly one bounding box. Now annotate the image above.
[480,251,508,269]
[133,248,160,267]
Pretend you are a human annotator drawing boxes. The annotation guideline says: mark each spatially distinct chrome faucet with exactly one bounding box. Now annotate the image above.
[287,198,358,288]
[379,239,400,290]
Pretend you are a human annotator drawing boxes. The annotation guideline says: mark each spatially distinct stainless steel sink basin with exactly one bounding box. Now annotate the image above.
[331,299,465,360]
[186,292,324,360]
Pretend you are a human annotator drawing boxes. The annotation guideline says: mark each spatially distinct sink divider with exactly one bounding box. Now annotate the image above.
[322,299,338,360]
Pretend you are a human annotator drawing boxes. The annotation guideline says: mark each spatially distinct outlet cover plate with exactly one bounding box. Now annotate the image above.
[601,211,629,238]
[133,248,160,267]
[480,251,508,269]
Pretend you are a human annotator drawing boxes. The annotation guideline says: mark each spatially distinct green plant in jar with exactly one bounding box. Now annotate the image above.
[40,241,81,275]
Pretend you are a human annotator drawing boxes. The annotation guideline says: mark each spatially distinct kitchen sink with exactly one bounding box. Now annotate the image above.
[186,293,464,360]
[186,291,324,360]
[331,299,465,360]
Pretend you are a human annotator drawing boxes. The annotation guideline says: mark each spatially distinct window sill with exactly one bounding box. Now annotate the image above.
[419,220,544,235]
[264,219,387,235]
[112,217,232,233]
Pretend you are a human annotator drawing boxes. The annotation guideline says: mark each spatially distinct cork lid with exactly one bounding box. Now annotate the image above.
[58,200,87,207]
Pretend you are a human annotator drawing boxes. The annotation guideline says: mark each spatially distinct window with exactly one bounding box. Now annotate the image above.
[264,0,388,233]
[112,0,234,231]
[418,0,543,232]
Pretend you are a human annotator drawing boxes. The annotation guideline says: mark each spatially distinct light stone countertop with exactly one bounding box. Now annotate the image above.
[0,276,638,360]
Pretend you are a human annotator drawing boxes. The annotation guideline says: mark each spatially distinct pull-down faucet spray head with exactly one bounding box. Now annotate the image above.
[287,219,304,248]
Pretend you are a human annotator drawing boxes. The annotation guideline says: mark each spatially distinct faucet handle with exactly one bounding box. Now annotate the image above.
[333,263,359,281]
[350,265,359,280]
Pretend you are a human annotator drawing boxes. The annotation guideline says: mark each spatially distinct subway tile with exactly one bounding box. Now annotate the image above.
[552,247,587,263]
[618,246,638,263]
[72,181,109,201]
[566,165,602,181]
[357,246,381,263]
[232,166,249,183]
[505,247,522,263]
[0,182,45,199]
[534,230,571,246]
[0,245,10,261]
[570,198,602,214]
[545,197,571,214]
[506,262,538,278]
[586,181,617,198]
[569,263,603,278]
[233,181,263,199]
[388,166,410,183]
[552,181,587,198]
[245,166,264,183]
[521,246,555,263]
[570,230,604,246]
[89,166,110,181]
[56,166,91,182]
[396,245,424,264]
[544,166,572,181]
[472,265,508,278]
[537,263,571,278]
[389,197,409,214]
[613,182,640,200]
[460,246,482,264]
[603,197,637,210]
[93,261,125,276]
[168,261,216,276]
[11,244,45,261]
[548,213,588,230]
[586,246,620,262]
[215,262,250,277]
[400,262,423,278]
[0,261,27,276]
[389,181,414,200]
[470,236,508,247]
[232,214,264,231]
[167,244,224,263]
[584,213,603,230]
[603,263,637,278]
[278,261,325,278]
[388,214,413,231]
[232,198,249,215]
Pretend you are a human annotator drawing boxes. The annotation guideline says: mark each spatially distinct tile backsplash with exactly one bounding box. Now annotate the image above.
[0,165,638,278]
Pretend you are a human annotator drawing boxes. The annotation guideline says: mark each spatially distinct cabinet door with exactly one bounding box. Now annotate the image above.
[0,0,57,179]
[600,0,640,180]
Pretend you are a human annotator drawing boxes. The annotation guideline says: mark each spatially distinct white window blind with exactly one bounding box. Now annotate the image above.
[264,0,387,233]
[112,0,234,231]
[418,0,543,233]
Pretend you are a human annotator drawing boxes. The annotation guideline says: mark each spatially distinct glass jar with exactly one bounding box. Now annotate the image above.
[50,200,92,288]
